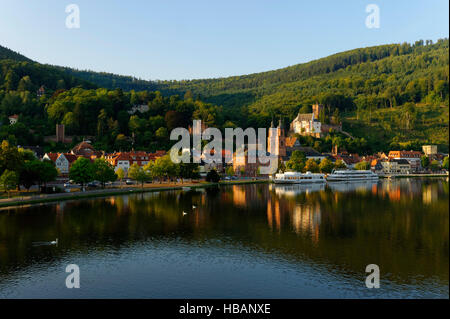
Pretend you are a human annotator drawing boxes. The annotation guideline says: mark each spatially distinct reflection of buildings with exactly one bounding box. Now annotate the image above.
[232,185,260,206]
[292,204,321,242]
[267,189,322,242]
[423,184,438,204]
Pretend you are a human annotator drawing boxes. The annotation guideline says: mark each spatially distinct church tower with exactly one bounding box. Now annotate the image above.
[267,118,286,157]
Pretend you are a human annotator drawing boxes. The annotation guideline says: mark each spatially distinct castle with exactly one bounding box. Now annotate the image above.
[290,103,323,138]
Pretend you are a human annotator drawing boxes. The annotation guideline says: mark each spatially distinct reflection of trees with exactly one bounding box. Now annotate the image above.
[0,179,448,286]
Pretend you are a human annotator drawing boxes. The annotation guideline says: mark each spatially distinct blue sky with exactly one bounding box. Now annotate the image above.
[0,0,448,80]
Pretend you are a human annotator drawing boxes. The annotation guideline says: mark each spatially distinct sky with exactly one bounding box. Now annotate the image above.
[0,0,448,80]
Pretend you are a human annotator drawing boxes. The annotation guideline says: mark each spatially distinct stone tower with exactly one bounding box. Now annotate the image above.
[56,124,65,143]
[267,118,286,157]
[312,103,324,119]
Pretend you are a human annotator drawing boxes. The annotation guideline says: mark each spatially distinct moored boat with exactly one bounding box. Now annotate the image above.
[326,169,379,182]
[272,171,326,184]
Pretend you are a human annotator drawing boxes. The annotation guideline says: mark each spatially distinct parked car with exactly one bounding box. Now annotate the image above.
[87,181,100,188]
[125,179,134,185]
[64,181,78,188]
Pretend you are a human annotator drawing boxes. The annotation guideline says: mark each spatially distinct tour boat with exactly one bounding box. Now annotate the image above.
[326,169,379,182]
[272,171,326,184]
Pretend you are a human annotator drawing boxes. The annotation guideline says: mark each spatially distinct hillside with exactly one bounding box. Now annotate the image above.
[64,39,450,151]
[0,40,448,153]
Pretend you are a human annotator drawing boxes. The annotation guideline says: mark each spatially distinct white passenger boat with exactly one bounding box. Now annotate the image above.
[272,171,326,184]
[326,169,379,182]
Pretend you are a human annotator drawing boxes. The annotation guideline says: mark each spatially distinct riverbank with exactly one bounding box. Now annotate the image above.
[379,173,449,178]
[0,179,269,209]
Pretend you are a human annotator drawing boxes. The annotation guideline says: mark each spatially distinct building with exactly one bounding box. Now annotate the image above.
[104,150,166,175]
[128,104,149,115]
[104,152,132,174]
[267,119,286,158]
[71,141,102,159]
[290,113,322,138]
[37,85,45,97]
[422,145,438,157]
[381,159,411,175]
[331,151,361,169]
[292,147,326,161]
[370,159,383,173]
[43,153,79,175]
[233,149,271,177]
[388,150,422,171]
[8,115,19,125]
[56,124,65,143]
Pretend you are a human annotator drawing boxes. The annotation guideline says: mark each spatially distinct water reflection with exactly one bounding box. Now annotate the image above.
[0,178,448,298]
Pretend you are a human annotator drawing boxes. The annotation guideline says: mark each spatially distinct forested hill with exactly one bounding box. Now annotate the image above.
[0,39,448,153]
[0,45,32,62]
[65,39,449,152]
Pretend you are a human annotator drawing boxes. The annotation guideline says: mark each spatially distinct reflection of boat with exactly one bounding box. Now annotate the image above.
[271,183,325,197]
[273,171,326,184]
[326,169,378,182]
[327,180,377,192]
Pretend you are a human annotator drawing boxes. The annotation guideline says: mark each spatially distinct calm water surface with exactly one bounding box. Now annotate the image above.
[0,178,448,298]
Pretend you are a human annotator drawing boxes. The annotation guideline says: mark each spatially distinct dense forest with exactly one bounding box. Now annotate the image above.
[0,39,448,154]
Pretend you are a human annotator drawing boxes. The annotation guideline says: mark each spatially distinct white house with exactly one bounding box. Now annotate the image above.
[43,153,78,175]
[290,113,322,137]
[8,115,19,125]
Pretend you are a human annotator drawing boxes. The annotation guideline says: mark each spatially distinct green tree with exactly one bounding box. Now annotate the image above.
[420,155,429,169]
[285,151,306,172]
[177,162,200,183]
[319,158,334,173]
[355,161,370,170]
[304,158,319,173]
[93,158,117,188]
[442,156,449,170]
[116,167,125,188]
[206,169,220,183]
[69,157,94,190]
[0,169,18,197]
[0,140,23,174]
[226,166,235,176]
[37,160,58,191]
[430,160,440,172]
[19,160,41,192]
[334,159,347,169]
[128,163,148,188]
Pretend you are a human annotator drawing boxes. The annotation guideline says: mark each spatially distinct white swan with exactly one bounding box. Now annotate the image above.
[32,238,58,246]
[192,205,197,209]
[182,211,187,216]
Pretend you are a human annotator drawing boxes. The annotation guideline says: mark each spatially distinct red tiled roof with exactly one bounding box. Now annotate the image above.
[62,153,79,163]
[45,153,59,162]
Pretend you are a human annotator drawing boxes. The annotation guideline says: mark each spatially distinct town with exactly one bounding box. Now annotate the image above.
[1,103,447,200]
